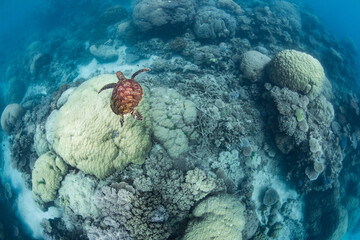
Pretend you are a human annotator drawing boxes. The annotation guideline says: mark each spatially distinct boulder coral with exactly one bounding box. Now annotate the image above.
[32,151,68,204]
[267,50,325,96]
[52,74,152,179]
[1,103,24,135]
[183,194,245,240]
[240,50,271,82]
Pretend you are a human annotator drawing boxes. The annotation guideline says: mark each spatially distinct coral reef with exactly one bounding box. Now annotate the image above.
[132,0,196,34]
[2,0,360,239]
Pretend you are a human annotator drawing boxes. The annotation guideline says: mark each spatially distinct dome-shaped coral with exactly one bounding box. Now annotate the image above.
[1,103,24,135]
[52,74,152,179]
[32,151,68,204]
[183,194,245,240]
[267,50,325,96]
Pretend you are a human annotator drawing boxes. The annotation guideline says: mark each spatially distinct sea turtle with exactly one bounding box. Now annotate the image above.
[98,68,150,127]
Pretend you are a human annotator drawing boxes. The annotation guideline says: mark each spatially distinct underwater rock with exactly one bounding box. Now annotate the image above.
[89,45,118,62]
[1,103,24,135]
[240,50,271,82]
[29,53,52,76]
[263,188,280,206]
[6,77,26,104]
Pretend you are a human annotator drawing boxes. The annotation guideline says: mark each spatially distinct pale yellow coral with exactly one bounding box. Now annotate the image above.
[267,50,325,96]
[183,194,245,240]
[53,74,152,179]
[184,168,220,201]
[32,151,68,203]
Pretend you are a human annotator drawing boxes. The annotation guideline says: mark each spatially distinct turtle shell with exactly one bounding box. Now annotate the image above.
[110,79,143,115]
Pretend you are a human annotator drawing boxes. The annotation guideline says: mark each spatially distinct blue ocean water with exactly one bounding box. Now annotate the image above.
[0,0,359,240]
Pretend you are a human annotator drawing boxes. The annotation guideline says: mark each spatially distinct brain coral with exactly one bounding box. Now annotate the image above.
[52,74,152,179]
[267,50,325,95]
[183,194,245,240]
[32,151,68,204]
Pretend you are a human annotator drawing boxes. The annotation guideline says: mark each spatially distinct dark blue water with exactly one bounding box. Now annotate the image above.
[303,0,360,72]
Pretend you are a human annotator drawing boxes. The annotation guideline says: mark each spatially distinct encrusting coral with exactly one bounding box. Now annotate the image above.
[58,171,99,219]
[149,87,197,158]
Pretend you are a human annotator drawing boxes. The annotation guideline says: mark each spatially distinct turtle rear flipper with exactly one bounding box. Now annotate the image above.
[131,109,143,121]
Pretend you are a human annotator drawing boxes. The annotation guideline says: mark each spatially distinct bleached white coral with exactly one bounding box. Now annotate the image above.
[58,171,99,218]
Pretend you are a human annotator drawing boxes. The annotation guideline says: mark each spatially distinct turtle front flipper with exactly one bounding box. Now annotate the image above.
[131,109,143,121]
[131,68,150,81]
[98,83,117,94]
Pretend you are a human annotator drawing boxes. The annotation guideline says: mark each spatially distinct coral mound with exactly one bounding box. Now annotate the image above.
[267,49,325,96]
[52,74,152,179]
[183,194,245,240]
[32,151,68,204]
[240,50,271,82]
[1,103,24,135]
